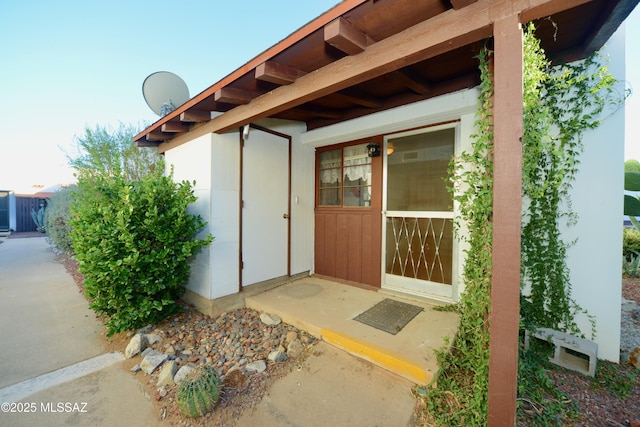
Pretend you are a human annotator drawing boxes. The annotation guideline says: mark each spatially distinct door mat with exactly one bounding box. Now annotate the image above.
[353,298,423,335]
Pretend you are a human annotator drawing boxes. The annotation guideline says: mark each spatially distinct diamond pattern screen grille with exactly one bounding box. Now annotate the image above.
[385,216,453,285]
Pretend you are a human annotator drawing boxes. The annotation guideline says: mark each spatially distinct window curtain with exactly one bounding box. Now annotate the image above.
[343,145,369,181]
[320,150,342,184]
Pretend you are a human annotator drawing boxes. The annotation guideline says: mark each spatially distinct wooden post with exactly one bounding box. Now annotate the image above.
[488,14,523,427]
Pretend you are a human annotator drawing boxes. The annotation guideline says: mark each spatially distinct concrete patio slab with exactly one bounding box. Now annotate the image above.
[245,276,459,384]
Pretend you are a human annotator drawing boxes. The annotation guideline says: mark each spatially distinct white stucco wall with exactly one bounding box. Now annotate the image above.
[165,119,315,300]
[209,131,241,299]
[562,24,626,362]
[165,134,214,299]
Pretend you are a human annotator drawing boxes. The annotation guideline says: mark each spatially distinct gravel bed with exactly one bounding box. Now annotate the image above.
[621,299,640,362]
[133,305,316,426]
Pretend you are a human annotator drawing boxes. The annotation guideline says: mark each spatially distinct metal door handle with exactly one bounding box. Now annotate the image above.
[283,213,290,219]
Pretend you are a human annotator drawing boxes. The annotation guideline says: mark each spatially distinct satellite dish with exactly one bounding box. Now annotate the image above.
[142,71,190,116]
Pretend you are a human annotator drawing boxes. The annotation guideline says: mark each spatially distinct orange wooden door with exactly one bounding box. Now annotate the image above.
[314,137,383,287]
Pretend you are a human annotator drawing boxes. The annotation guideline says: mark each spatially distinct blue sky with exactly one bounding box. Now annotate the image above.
[0,0,339,193]
[1,1,638,194]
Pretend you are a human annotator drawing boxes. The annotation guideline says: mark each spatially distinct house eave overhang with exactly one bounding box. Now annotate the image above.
[134,0,638,152]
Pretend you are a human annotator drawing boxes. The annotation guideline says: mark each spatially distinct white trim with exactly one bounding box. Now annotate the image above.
[385,211,454,219]
[383,282,454,304]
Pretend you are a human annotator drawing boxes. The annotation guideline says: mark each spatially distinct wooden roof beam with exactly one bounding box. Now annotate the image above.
[450,0,478,10]
[180,110,211,123]
[333,91,381,108]
[146,131,170,142]
[255,61,307,85]
[293,105,343,119]
[324,17,374,55]
[161,122,190,133]
[391,70,432,95]
[137,140,160,147]
[214,87,263,105]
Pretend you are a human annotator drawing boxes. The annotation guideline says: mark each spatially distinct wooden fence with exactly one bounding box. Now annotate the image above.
[15,196,47,232]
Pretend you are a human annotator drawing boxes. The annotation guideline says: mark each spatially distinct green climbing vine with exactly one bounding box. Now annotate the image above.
[517,22,621,426]
[520,23,619,338]
[416,23,622,426]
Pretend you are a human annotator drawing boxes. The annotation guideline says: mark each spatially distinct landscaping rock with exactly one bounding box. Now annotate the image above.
[140,350,168,375]
[157,386,168,398]
[125,333,147,359]
[223,368,248,388]
[629,347,640,369]
[260,312,282,326]
[286,331,298,343]
[301,334,315,344]
[287,339,305,358]
[245,360,267,374]
[137,324,155,334]
[157,360,178,387]
[127,307,313,380]
[268,350,288,363]
[174,365,196,384]
[145,333,162,346]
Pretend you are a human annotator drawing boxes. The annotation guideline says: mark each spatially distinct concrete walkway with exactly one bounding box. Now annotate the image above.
[0,237,157,426]
[236,341,417,427]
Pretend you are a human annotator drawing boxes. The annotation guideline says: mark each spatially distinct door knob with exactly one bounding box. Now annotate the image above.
[283,213,290,219]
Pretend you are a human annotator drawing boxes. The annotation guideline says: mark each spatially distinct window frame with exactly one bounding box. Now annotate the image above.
[315,142,374,209]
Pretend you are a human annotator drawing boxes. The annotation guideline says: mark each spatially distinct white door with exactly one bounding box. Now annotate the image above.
[382,125,456,300]
[242,130,289,286]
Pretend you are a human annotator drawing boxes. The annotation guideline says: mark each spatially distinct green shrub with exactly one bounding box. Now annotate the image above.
[623,227,640,261]
[69,170,212,335]
[45,186,76,252]
[176,366,222,418]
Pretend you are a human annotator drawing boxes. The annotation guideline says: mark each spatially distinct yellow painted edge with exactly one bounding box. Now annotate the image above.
[321,328,433,385]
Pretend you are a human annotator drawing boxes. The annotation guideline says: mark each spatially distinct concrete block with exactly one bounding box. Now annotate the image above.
[525,327,597,377]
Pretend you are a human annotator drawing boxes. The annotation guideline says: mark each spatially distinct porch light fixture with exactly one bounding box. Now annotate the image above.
[367,142,380,157]
[387,142,394,156]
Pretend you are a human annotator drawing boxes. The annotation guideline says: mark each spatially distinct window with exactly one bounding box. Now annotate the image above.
[318,143,372,207]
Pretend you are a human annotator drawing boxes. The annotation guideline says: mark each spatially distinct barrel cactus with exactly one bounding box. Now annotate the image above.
[176,366,222,418]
